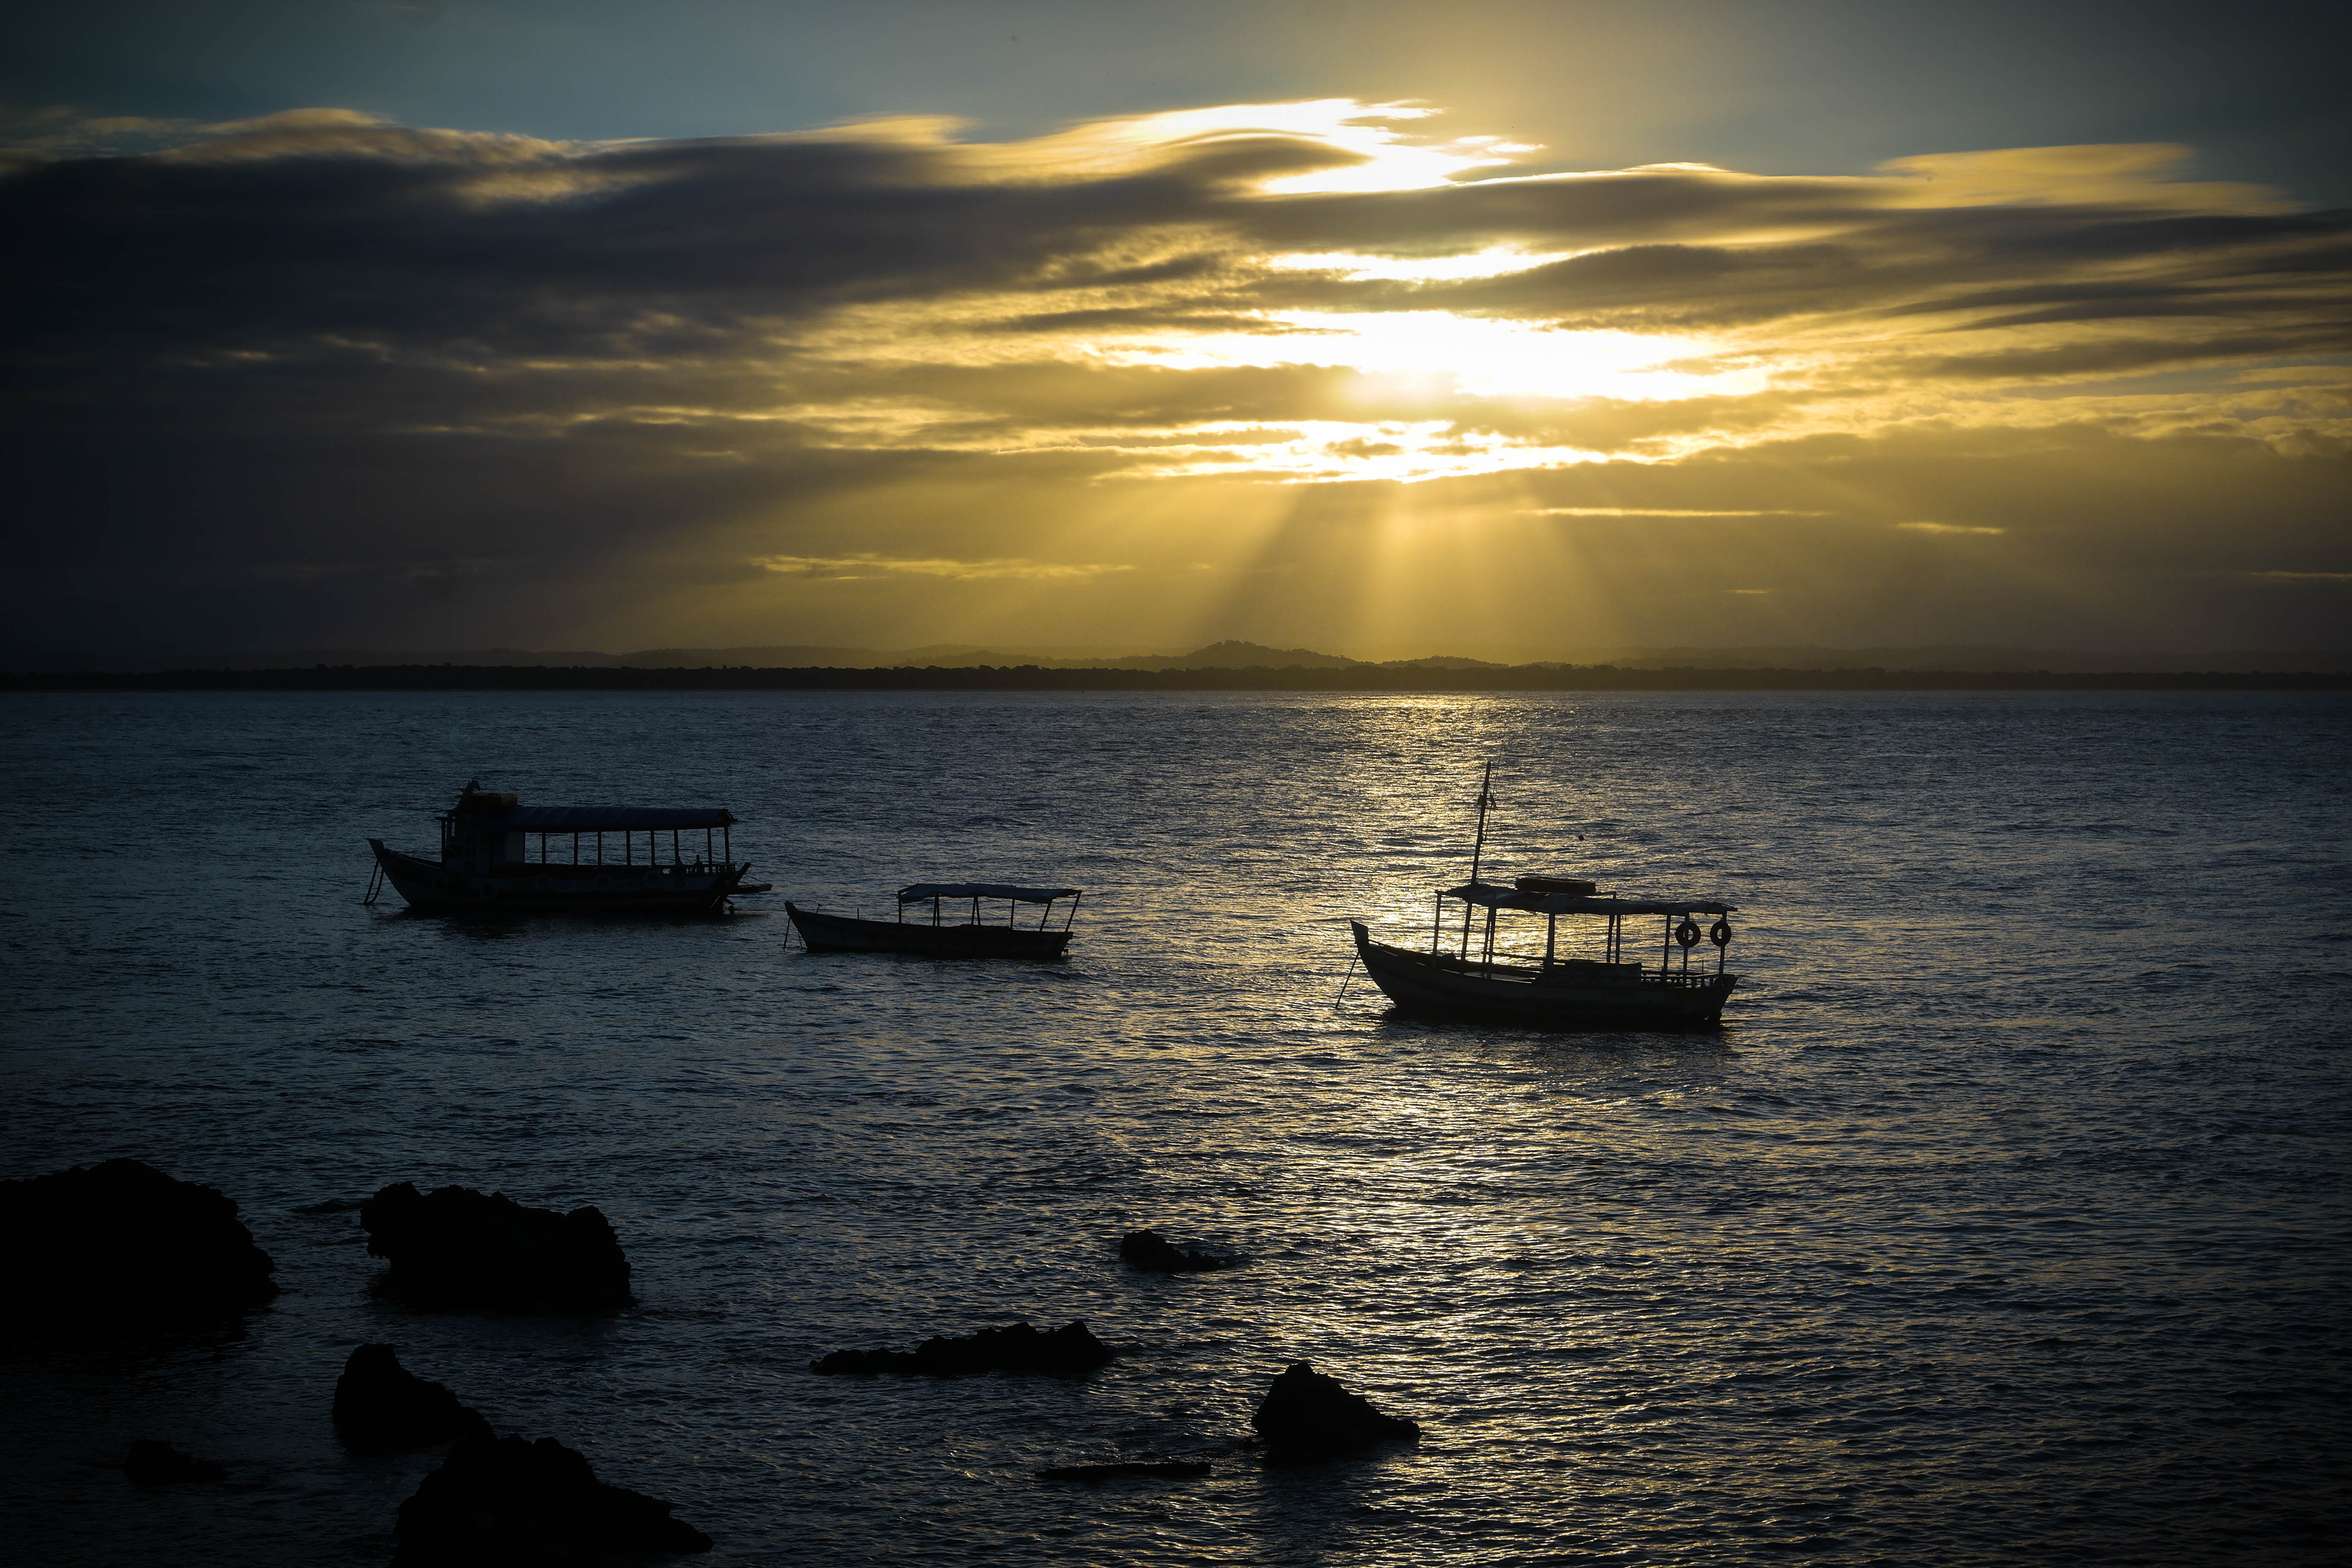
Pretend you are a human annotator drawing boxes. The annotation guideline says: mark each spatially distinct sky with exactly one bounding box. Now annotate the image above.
[4,0,2348,659]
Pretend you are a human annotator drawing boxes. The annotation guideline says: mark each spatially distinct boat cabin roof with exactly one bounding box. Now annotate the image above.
[1446,881,1734,917]
[457,804,737,831]
[899,882,1079,904]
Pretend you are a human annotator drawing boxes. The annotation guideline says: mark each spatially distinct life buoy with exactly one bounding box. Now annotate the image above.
[594,874,612,890]
[1675,919,1701,948]
[1709,919,1733,947]
[643,870,660,887]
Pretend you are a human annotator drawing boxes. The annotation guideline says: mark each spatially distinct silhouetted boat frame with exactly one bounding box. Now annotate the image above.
[367,781,769,914]
[787,883,1081,959]
[1349,763,1740,1028]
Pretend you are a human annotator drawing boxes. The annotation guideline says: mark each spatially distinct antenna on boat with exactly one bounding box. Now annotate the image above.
[1457,760,1498,961]
[1467,760,1495,887]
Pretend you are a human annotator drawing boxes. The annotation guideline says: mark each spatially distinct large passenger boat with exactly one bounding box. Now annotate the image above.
[1348,765,1742,1029]
[366,781,768,914]
[786,883,1081,959]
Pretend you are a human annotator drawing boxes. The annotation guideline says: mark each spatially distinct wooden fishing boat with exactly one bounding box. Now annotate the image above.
[366,780,769,914]
[1347,764,1741,1029]
[786,883,1081,959]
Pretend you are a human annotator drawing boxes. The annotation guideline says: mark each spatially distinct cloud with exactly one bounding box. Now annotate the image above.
[2,99,2347,655]
[0,103,211,161]
[1530,508,1831,518]
[1875,144,2295,214]
[751,554,1132,581]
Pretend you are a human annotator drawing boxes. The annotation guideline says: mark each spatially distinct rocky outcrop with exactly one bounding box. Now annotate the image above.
[1251,1362,1420,1455]
[0,1159,276,1330]
[810,1320,1115,1376]
[393,1435,710,1565]
[334,1344,494,1452]
[359,1183,631,1313]
[123,1440,224,1484]
[1036,1460,1211,1483]
[1118,1228,1234,1273]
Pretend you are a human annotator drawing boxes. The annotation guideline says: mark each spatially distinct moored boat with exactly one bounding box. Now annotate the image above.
[1348,765,1743,1029]
[786,883,1081,959]
[366,781,769,914]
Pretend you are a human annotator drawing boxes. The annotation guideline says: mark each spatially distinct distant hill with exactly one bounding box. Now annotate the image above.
[1094,640,1361,670]
[8,639,2347,675]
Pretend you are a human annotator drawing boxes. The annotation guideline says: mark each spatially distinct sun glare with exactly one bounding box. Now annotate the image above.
[1124,311,1759,403]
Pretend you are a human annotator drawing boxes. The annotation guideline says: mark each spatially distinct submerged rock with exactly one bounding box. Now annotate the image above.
[1251,1362,1420,1455]
[334,1344,494,1453]
[1118,1228,1234,1274]
[0,1159,277,1330]
[123,1440,224,1485]
[393,1434,710,1565]
[810,1320,1115,1376]
[1036,1460,1211,1483]
[359,1183,631,1313]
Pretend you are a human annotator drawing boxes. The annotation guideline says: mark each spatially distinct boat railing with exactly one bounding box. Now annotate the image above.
[1647,968,1733,989]
[1412,946,1728,988]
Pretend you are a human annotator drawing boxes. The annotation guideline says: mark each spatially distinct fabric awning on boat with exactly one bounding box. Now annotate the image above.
[898,882,1079,904]
[479,806,736,831]
[1444,882,1733,917]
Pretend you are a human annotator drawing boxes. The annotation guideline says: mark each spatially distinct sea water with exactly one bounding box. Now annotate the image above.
[1,689,2346,1565]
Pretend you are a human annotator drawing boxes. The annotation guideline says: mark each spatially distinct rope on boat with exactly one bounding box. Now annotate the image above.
[362,862,384,906]
[1332,950,1360,1011]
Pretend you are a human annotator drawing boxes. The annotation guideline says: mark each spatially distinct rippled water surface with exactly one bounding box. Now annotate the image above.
[3,690,2348,1566]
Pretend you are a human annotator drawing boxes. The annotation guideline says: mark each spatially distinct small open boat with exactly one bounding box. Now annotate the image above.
[366,780,769,914]
[786,883,1081,959]
[1348,764,1742,1029]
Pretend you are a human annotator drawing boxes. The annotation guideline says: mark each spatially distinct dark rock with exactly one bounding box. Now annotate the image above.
[809,1320,1115,1376]
[1251,1361,1420,1455]
[1118,1228,1234,1273]
[1036,1460,1211,1483]
[393,1434,710,1566]
[360,1183,631,1313]
[0,1159,276,1330]
[123,1440,224,1485]
[334,1344,494,1453]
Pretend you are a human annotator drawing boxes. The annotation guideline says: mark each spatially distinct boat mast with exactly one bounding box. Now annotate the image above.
[1460,760,1494,959]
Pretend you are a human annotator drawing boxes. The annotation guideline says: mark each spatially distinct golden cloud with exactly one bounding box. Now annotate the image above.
[752,554,1135,582]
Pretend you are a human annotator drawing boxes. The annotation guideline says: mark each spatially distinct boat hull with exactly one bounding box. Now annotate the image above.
[1351,922,1734,1029]
[368,840,750,914]
[787,902,1073,959]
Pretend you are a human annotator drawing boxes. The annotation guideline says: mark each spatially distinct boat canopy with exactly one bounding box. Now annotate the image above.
[898,882,1079,904]
[478,805,737,831]
[1445,881,1735,917]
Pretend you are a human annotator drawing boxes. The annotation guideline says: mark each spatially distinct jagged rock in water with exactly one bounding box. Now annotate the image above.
[393,1435,710,1565]
[1036,1460,1212,1483]
[1251,1362,1420,1455]
[360,1183,631,1313]
[1118,1228,1233,1273]
[334,1344,494,1452]
[809,1320,1115,1376]
[0,1159,277,1330]
[123,1440,224,1485]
